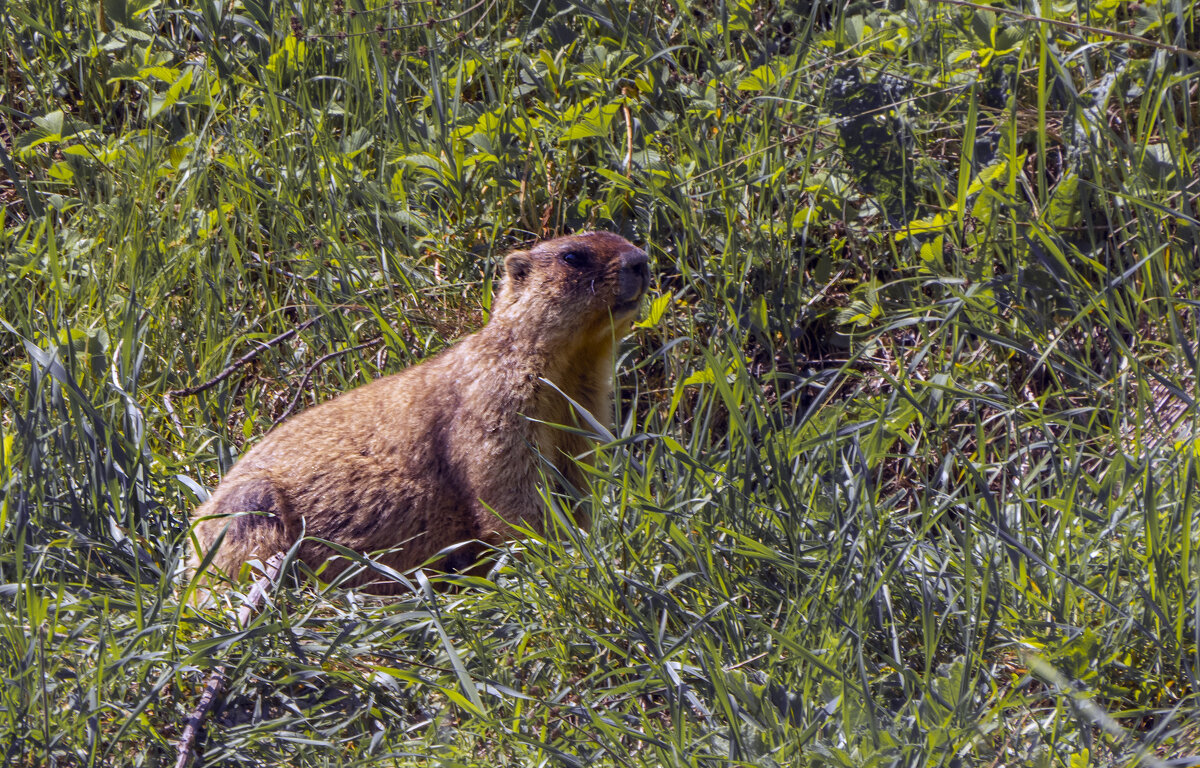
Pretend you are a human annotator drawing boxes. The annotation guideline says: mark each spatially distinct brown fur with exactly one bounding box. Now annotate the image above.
[189,232,649,592]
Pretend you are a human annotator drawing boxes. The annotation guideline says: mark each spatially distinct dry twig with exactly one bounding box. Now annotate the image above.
[174,552,287,768]
[168,318,323,399]
[272,338,384,427]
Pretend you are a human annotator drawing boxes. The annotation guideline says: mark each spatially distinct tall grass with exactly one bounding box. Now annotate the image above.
[2,0,1198,764]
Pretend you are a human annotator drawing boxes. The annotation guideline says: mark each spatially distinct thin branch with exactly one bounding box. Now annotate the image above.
[168,317,323,398]
[622,102,634,175]
[174,552,287,768]
[272,338,384,427]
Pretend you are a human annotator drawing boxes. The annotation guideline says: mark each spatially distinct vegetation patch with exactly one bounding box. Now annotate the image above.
[1,0,1198,764]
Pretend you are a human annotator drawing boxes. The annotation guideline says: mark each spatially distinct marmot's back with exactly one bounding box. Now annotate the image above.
[190,232,650,593]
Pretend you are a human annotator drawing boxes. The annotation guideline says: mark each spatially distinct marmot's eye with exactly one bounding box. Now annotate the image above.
[560,251,588,268]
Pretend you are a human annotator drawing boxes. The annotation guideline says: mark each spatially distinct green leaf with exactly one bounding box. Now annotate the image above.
[634,293,672,329]
[559,101,621,141]
[737,61,788,91]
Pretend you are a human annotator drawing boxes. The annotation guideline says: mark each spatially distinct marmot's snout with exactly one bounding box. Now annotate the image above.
[615,248,650,310]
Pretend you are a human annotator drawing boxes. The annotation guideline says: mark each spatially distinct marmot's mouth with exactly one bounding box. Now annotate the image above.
[612,296,644,316]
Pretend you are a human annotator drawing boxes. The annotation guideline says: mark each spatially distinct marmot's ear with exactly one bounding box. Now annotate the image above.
[504,250,532,284]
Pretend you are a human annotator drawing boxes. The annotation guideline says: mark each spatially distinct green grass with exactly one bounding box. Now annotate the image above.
[2,0,1199,764]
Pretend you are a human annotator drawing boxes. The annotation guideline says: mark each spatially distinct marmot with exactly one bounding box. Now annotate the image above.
[189,232,650,592]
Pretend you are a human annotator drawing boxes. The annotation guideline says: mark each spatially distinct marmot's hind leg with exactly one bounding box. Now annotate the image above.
[190,476,292,580]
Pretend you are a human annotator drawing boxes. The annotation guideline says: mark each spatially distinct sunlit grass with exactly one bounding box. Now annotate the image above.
[2,0,1199,764]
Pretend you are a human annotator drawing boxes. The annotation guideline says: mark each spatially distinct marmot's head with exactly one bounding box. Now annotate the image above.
[495,232,650,341]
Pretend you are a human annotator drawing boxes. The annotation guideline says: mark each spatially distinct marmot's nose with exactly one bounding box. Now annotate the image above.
[621,249,650,288]
[615,248,649,305]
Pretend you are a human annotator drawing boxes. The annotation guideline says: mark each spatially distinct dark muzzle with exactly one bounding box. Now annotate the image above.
[615,249,650,307]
